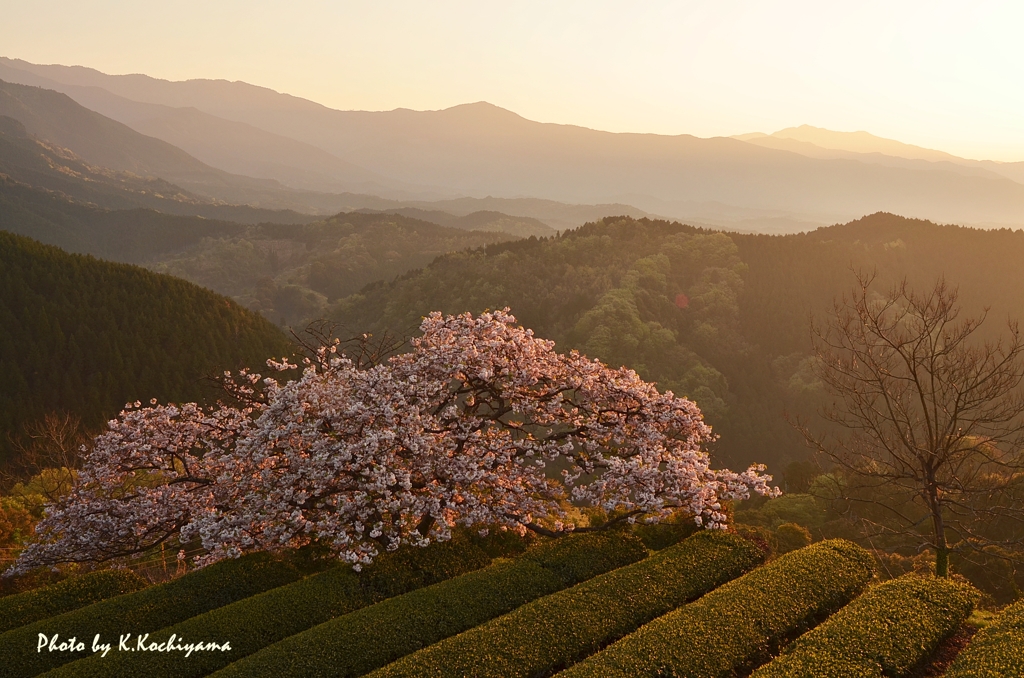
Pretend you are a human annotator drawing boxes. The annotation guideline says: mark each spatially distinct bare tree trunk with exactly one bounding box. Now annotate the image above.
[929,489,949,577]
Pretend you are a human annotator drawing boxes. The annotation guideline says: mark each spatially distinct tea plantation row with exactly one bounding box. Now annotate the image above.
[2,525,1021,677]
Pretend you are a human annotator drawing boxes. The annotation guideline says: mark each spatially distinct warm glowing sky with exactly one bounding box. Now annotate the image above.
[2,1,1023,161]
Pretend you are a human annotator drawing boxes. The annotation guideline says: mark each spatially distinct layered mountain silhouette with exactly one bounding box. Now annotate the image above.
[2,57,1023,230]
[0,78,371,215]
[3,57,1024,232]
[0,113,316,224]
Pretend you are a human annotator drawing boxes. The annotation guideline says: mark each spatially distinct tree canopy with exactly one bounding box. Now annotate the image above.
[11,310,775,574]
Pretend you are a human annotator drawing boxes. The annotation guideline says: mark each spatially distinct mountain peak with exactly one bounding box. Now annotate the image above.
[440,101,525,120]
[770,124,958,162]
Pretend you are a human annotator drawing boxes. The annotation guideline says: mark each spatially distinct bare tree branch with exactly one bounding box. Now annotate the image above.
[798,273,1024,577]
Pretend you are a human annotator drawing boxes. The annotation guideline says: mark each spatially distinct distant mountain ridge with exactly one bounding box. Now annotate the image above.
[0,78,378,215]
[735,124,1024,185]
[3,57,1022,230]
[0,114,315,225]
[0,60,400,196]
[354,208,555,238]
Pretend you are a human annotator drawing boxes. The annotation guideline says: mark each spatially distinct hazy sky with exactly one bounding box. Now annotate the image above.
[2,1,1023,160]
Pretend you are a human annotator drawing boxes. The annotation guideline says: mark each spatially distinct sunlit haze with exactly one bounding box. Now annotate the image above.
[2,0,1023,161]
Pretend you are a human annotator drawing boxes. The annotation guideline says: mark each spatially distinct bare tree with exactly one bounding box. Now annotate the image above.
[803,273,1024,577]
[3,411,88,499]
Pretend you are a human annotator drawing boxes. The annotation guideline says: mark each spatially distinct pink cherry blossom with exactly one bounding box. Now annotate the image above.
[9,310,777,575]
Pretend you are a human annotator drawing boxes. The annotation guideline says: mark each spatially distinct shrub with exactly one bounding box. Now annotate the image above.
[752,574,980,677]
[631,516,700,551]
[45,531,505,678]
[735,494,829,532]
[0,569,147,634]
[945,598,1024,677]
[559,539,875,678]
[365,530,764,678]
[0,552,302,676]
[211,530,647,678]
[774,523,811,554]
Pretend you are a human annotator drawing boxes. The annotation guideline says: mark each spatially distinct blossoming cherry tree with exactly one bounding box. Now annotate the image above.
[12,310,776,574]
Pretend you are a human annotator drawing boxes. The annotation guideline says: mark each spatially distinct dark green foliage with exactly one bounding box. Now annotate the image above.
[367,530,764,678]
[0,569,147,633]
[559,539,875,678]
[208,531,646,678]
[303,562,567,678]
[0,229,292,464]
[45,531,517,678]
[945,599,1024,677]
[735,494,831,534]
[0,552,302,676]
[753,575,980,677]
[774,523,812,554]
[353,530,512,600]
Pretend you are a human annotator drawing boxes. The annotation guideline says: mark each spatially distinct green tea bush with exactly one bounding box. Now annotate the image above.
[559,539,875,678]
[46,532,503,678]
[631,517,700,551]
[365,530,764,678]
[0,569,147,634]
[0,552,302,676]
[752,574,980,677]
[945,598,1024,677]
[211,530,646,678]
[774,523,811,554]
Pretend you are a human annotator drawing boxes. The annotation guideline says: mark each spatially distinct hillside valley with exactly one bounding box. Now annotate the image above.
[329,212,1024,473]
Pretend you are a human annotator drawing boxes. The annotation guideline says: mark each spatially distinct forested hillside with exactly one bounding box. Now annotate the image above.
[150,211,516,326]
[0,230,292,463]
[330,212,1024,470]
[0,178,518,326]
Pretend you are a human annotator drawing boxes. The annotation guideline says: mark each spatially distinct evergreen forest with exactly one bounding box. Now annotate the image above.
[0,230,291,463]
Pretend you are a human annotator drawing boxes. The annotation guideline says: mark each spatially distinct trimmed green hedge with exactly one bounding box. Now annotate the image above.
[559,539,875,678]
[210,530,649,678]
[45,532,505,678]
[366,530,764,678]
[0,552,302,677]
[945,598,1024,678]
[631,517,700,551]
[0,569,148,634]
[752,574,980,677]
